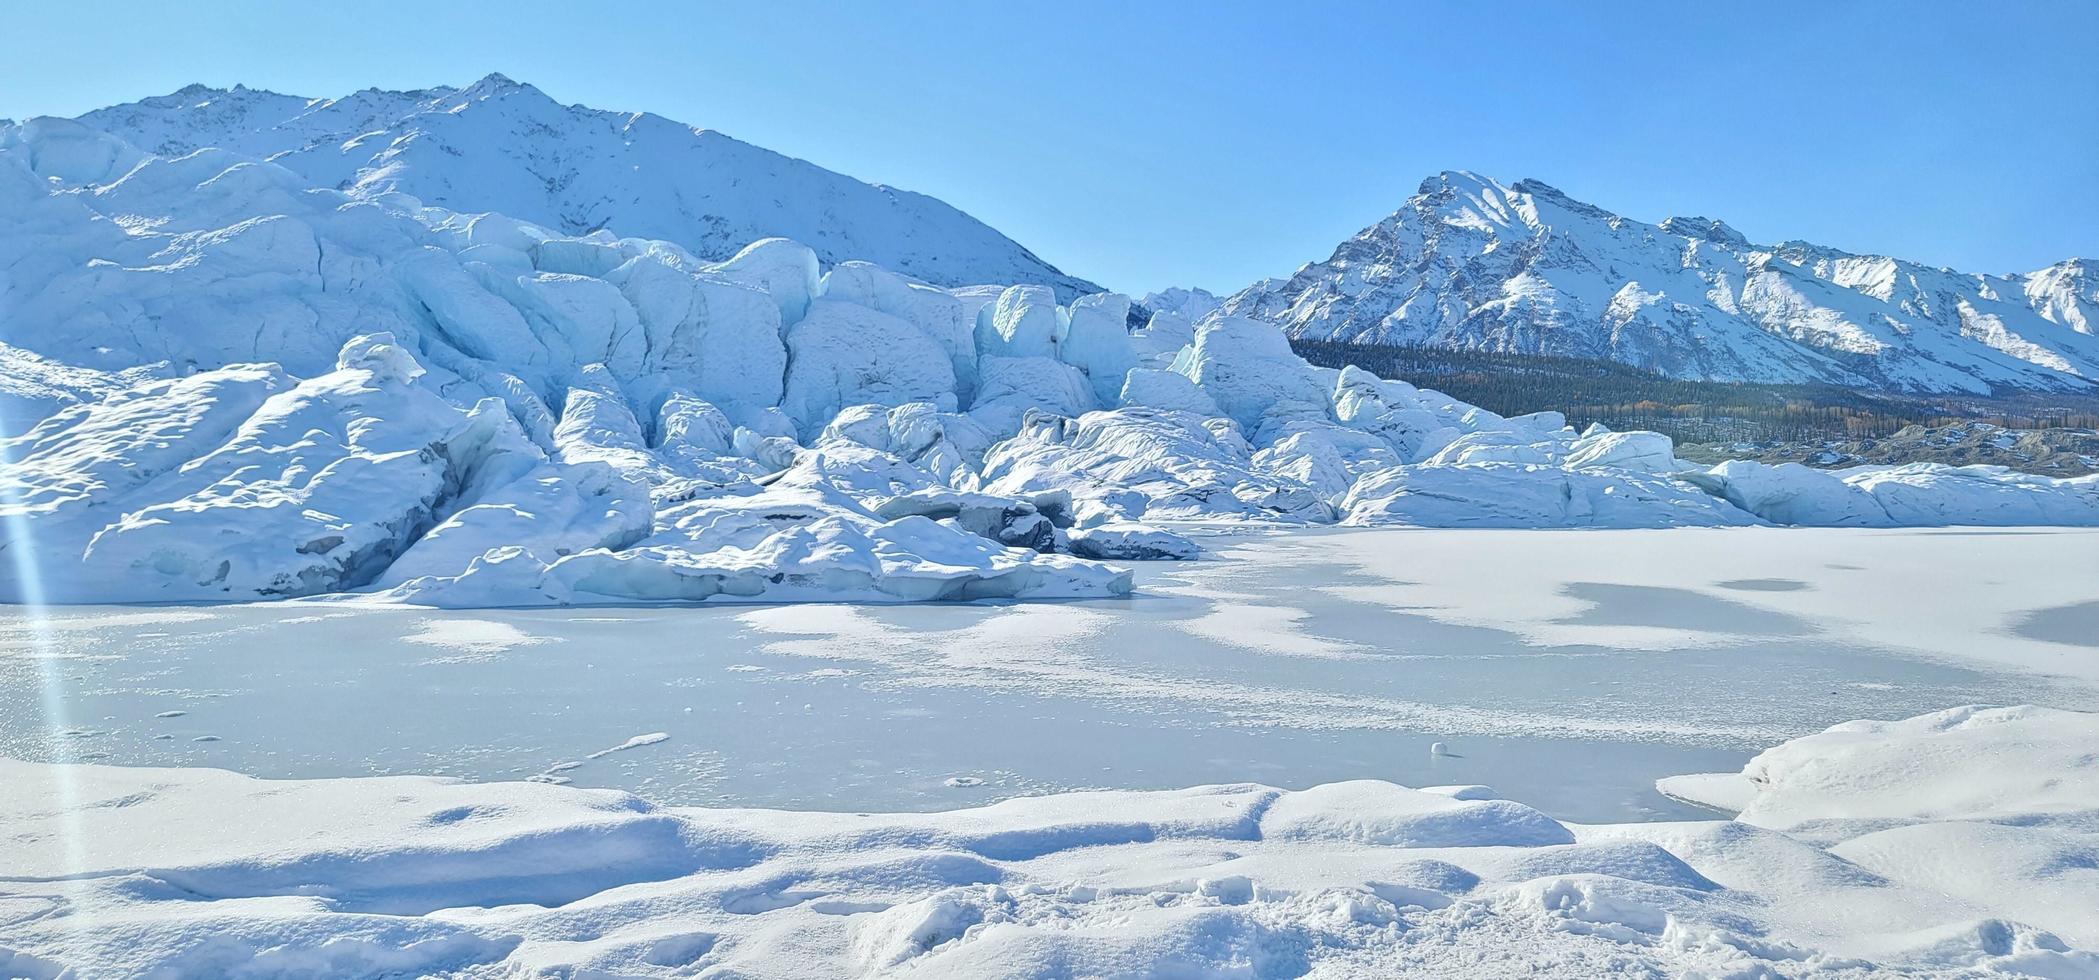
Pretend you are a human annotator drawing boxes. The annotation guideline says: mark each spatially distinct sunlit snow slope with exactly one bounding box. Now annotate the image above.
[1225,172,2099,394]
[74,75,1100,301]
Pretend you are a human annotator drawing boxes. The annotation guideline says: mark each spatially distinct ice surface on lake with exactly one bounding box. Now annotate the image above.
[7,527,2093,822]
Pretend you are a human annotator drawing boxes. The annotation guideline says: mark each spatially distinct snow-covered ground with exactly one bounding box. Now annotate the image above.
[6,701,2098,976]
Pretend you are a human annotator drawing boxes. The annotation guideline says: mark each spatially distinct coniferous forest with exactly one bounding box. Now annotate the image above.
[1292,340,2099,445]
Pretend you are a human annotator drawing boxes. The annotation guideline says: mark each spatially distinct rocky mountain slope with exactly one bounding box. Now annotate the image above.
[73,74,1099,299]
[1224,172,2099,395]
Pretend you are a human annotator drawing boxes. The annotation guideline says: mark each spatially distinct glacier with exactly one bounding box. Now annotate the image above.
[4,116,2099,607]
[1224,171,2099,394]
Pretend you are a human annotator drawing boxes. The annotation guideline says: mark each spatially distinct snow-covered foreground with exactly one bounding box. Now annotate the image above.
[4,703,2098,978]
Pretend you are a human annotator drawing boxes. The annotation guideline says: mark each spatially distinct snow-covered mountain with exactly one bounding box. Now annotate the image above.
[74,74,1100,300]
[1223,172,2099,395]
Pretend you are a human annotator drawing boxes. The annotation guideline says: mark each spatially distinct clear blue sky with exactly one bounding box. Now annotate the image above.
[3,1,2093,294]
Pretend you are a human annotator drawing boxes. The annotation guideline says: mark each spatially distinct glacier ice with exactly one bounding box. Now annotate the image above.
[4,119,2098,607]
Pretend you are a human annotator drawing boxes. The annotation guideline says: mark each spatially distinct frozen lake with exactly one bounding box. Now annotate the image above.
[6,526,2096,823]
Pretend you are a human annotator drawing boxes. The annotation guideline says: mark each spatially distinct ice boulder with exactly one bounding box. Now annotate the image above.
[536,512,1130,604]
[1340,463,1759,529]
[43,337,550,601]
[1118,367,1221,416]
[602,256,786,415]
[881,402,997,483]
[781,300,959,437]
[1685,461,2099,527]
[1252,424,1401,498]
[1423,429,1565,468]
[980,409,1331,523]
[1066,523,1200,560]
[1682,461,1889,526]
[968,355,1097,435]
[973,284,1061,359]
[654,392,736,458]
[1176,315,1331,438]
[1565,428,1682,474]
[5,116,147,186]
[397,247,552,374]
[1130,309,1197,366]
[876,488,1075,553]
[377,461,652,588]
[821,261,977,400]
[703,237,821,328]
[1059,292,1139,404]
[552,369,657,483]
[490,270,649,380]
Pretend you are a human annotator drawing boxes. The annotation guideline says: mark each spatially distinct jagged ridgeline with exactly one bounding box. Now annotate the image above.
[1232,172,2099,397]
[1293,340,2099,445]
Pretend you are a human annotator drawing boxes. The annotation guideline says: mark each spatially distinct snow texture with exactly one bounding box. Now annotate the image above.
[75,76,1100,300]
[6,705,2097,977]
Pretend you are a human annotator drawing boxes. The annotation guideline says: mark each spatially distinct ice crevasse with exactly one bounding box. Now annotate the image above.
[3,118,2098,605]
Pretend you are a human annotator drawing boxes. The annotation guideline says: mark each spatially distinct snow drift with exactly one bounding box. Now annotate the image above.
[5,705,2096,976]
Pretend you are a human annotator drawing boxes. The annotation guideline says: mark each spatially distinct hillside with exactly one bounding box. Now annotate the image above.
[74,74,1101,299]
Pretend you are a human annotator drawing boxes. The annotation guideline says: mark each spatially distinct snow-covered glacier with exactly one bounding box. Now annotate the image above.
[72,74,1101,301]
[4,117,2099,607]
[1225,171,2099,394]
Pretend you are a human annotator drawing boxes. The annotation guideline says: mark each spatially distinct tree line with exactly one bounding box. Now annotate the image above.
[1290,340,2099,444]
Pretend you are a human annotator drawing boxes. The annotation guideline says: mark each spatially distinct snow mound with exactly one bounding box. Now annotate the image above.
[1661,704,2099,828]
[8,705,2099,976]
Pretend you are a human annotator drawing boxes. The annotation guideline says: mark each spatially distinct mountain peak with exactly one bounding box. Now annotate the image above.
[1415,170,1507,198]
[459,72,529,97]
[1229,173,2099,395]
[1659,215,1749,246]
[1508,177,1569,200]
